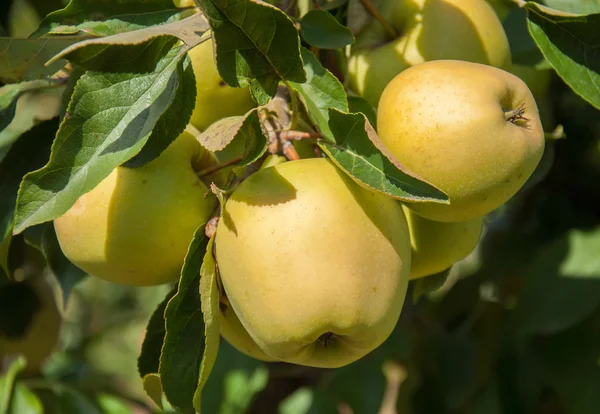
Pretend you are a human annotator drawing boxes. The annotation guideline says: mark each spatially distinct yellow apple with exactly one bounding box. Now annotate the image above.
[220,301,278,362]
[54,131,217,286]
[215,158,411,368]
[378,60,545,223]
[0,278,61,374]
[188,40,256,132]
[402,205,483,279]
[348,0,511,106]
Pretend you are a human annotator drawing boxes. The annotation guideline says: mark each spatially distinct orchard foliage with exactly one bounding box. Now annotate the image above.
[1,0,600,413]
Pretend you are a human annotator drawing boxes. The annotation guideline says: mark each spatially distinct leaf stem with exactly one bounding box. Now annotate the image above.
[359,0,398,39]
[196,157,243,178]
[284,80,300,130]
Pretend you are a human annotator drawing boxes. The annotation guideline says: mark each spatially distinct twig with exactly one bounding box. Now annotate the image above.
[282,141,301,161]
[359,0,398,39]
[196,157,242,178]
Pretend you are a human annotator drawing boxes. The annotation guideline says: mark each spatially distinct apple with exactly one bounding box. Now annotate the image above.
[402,205,483,279]
[378,60,545,223]
[188,40,257,132]
[215,158,411,368]
[0,278,61,374]
[54,130,217,286]
[220,301,278,362]
[347,0,511,106]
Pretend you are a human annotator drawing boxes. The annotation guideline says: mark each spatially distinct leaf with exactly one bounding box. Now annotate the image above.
[0,121,56,272]
[320,109,449,202]
[235,109,269,168]
[138,287,177,378]
[33,0,185,38]
[40,223,87,307]
[193,236,220,411]
[96,394,132,414]
[197,0,306,104]
[300,10,355,49]
[289,48,348,140]
[160,226,208,414]
[13,44,186,234]
[0,88,20,133]
[347,95,377,130]
[513,228,600,337]
[125,53,197,168]
[221,367,269,413]
[52,14,210,72]
[525,2,600,109]
[503,7,545,67]
[543,0,600,14]
[0,37,82,83]
[0,356,27,413]
[197,116,246,152]
[142,374,164,410]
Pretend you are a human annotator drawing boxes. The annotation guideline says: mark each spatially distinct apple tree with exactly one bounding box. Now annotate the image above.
[1,0,600,413]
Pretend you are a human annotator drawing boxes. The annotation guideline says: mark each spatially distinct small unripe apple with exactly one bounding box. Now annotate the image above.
[378,60,545,222]
[215,158,411,368]
[0,279,61,374]
[402,205,483,279]
[188,40,256,132]
[348,0,511,106]
[54,131,217,286]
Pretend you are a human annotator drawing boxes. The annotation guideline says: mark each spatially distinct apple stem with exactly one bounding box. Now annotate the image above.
[504,102,529,125]
[196,156,243,179]
[282,141,301,160]
[359,0,398,39]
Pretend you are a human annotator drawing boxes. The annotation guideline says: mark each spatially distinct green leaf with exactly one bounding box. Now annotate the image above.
[29,382,103,414]
[138,287,177,378]
[221,366,269,413]
[142,374,164,410]
[160,226,208,414]
[125,53,196,168]
[0,356,27,414]
[525,2,600,109]
[232,109,269,169]
[197,115,249,152]
[300,10,355,49]
[197,0,306,104]
[289,48,348,140]
[543,0,600,14]
[193,236,220,411]
[0,37,82,83]
[278,388,314,414]
[96,394,131,414]
[40,223,87,307]
[513,228,600,337]
[52,14,210,72]
[347,95,377,130]
[33,0,185,38]
[0,121,56,273]
[13,44,186,234]
[320,109,449,202]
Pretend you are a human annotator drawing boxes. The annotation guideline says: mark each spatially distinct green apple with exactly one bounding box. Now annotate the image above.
[220,301,278,362]
[215,158,411,368]
[402,205,483,279]
[348,0,511,106]
[54,131,217,286]
[188,40,257,132]
[378,60,545,223]
[0,278,61,374]
[510,64,554,131]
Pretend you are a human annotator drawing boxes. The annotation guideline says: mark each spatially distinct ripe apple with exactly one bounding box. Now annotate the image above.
[402,205,483,279]
[188,40,256,132]
[215,158,411,368]
[348,0,511,106]
[378,60,545,223]
[220,301,278,362]
[0,278,61,374]
[54,131,217,286]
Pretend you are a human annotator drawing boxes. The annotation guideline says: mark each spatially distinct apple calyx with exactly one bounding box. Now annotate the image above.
[316,332,338,348]
[504,102,529,126]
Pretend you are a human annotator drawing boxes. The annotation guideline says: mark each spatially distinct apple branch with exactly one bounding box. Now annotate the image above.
[359,0,398,39]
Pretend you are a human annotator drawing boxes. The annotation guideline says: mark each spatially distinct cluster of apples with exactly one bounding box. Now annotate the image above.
[53,0,545,368]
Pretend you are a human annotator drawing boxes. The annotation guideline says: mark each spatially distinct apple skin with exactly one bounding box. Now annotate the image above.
[220,302,278,362]
[215,158,411,368]
[0,279,61,374]
[348,0,511,106]
[188,40,256,132]
[402,205,483,279]
[54,131,217,286]
[377,60,545,223]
